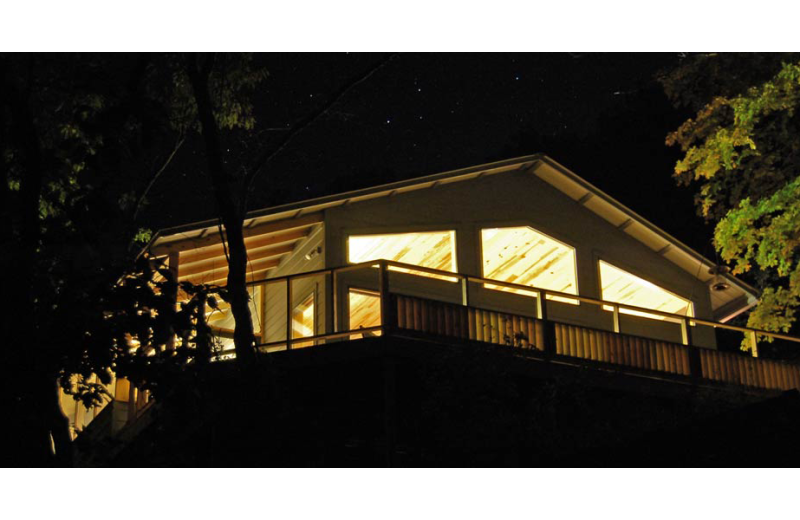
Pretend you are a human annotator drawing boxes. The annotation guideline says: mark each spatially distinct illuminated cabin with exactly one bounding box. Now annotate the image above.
[74,154,800,447]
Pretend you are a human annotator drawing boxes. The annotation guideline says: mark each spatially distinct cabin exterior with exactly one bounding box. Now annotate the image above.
[67,154,800,450]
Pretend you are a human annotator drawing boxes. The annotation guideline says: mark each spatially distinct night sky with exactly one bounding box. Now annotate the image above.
[146,53,713,257]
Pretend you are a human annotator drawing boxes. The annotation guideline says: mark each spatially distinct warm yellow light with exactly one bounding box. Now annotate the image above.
[291,293,315,347]
[348,289,382,338]
[347,231,457,281]
[207,286,261,333]
[599,260,693,320]
[481,226,578,303]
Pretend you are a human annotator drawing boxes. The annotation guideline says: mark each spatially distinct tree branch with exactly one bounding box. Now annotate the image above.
[242,53,398,203]
[132,134,185,221]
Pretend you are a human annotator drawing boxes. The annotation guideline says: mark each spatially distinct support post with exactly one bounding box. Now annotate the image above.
[681,317,692,346]
[379,261,392,333]
[461,276,469,307]
[612,304,621,334]
[682,317,702,380]
[688,347,702,381]
[538,290,556,357]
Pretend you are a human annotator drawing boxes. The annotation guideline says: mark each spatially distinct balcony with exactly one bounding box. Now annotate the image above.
[202,259,800,393]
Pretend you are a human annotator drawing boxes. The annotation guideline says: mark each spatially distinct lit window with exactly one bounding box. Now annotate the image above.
[347,231,457,281]
[291,292,315,348]
[348,289,382,338]
[599,260,693,320]
[481,226,578,302]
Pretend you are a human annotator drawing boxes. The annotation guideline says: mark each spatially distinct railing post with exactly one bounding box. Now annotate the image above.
[461,276,469,307]
[612,304,621,334]
[538,290,556,357]
[379,261,393,334]
[747,330,759,358]
[681,317,702,381]
[681,317,692,346]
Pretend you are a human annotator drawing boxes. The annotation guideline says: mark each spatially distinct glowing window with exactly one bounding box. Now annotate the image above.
[481,226,578,302]
[291,292,315,348]
[347,231,457,281]
[599,260,693,320]
[348,289,382,338]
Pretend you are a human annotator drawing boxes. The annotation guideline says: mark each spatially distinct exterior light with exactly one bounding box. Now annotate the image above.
[709,265,731,292]
[305,246,322,261]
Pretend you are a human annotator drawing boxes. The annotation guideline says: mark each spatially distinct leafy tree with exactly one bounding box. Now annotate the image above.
[663,55,800,347]
[0,53,262,466]
[1,52,395,466]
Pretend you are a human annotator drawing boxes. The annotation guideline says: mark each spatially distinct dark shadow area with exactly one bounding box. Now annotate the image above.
[81,337,797,467]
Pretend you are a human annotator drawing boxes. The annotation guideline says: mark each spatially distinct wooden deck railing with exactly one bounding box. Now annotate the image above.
[228,258,800,393]
[392,292,800,392]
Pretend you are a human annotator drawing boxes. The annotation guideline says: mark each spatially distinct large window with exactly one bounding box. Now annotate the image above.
[347,230,457,280]
[481,226,578,301]
[599,260,693,320]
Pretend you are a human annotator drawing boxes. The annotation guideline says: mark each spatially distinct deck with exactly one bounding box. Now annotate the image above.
[82,258,800,444]
[240,259,800,393]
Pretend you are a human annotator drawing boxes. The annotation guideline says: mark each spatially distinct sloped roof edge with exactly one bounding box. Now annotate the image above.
[533,155,758,321]
[149,154,758,320]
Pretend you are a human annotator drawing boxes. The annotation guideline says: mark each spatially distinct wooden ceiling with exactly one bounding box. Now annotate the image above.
[151,213,322,286]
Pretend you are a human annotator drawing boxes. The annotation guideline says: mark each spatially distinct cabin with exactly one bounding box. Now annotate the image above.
[65,154,800,461]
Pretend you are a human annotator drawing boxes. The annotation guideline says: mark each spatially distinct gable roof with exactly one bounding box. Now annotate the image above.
[148,154,759,322]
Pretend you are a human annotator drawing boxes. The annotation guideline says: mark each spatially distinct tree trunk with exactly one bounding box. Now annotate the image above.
[186,55,257,367]
[3,61,74,466]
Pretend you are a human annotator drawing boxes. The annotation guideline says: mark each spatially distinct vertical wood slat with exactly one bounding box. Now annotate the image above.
[778,363,788,390]
[555,323,563,355]
[393,294,800,392]
[622,337,630,368]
